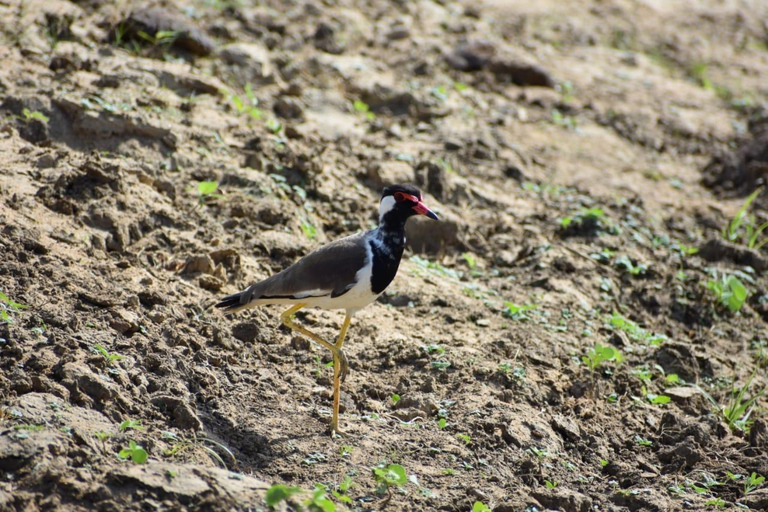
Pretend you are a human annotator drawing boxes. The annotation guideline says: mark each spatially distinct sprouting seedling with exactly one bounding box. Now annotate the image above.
[265,118,282,134]
[634,435,652,447]
[0,291,28,323]
[582,343,623,389]
[304,485,336,511]
[723,188,768,250]
[21,108,49,123]
[390,393,401,405]
[265,484,301,507]
[744,472,765,495]
[473,502,492,512]
[196,181,222,206]
[223,84,263,121]
[461,252,477,270]
[456,433,471,445]
[504,302,537,321]
[118,440,148,464]
[137,29,179,48]
[353,99,375,120]
[332,475,356,505]
[707,273,749,313]
[119,419,145,432]
[93,344,123,366]
[300,219,318,239]
[613,255,648,276]
[545,480,558,489]
[372,463,408,500]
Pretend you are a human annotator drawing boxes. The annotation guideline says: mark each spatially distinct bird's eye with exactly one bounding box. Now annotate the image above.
[394,192,405,203]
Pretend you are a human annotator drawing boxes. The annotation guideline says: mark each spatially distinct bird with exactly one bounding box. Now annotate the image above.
[215,184,439,435]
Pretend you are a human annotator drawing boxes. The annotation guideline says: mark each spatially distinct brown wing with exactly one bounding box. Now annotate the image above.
[245,231,369,302]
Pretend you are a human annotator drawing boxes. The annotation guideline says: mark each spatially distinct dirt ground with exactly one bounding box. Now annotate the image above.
[2,0,768,510]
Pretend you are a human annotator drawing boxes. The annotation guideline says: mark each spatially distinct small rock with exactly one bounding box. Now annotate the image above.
[445,39,496,72]
[532,489,592,512]
[489,57,555,87]
[109,308,140,335]
[273,97,303,119]
[367,161,415,188]
[551,414,581,442]
[182,255,215,275]
[232,322,260,343]
[218,43,272,78]
[198,275,224,291]
[112,6,215,56]
[35,153,57,169]
[663,386,700,401]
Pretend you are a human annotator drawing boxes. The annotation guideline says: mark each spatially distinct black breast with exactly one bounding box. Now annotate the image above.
[369,233,405,295]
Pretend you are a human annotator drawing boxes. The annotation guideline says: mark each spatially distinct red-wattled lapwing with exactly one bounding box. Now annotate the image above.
[216,184,438,435]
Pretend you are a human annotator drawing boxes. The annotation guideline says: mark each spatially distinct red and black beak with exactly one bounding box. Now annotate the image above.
[401,193,438,220]
[413,199,439,220]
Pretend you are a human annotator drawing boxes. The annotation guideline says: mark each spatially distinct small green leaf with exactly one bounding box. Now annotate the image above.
[265,484,301,506]
[197,181,219,196]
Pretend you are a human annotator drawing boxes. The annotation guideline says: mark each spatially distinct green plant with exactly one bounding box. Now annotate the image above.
[137,29,179,48]
[560,207,617,236]
[0,291,28,323]
[504,302,537,321]
[372,463,407,498]
[582,343,623,384]
[545,480,558,489]
[744,472,765,495]
[21,108,49,123]
[634,435,652,447]
[461,252,477,269]
[93,344,123,366]
[332,475,355,505]
[723,188,768,250]
[352,99,375,120]
[608,313,667,345]
[613,255,649,276]
[265,484,301,507]
[304,485,336,512]
[704,497,726,508]
[265,118,282,134]
[300,219,318,239]
[456,434,471,445]
[224,84,264,121]
[339,445,354,457]
[390,393,401,405]
[551,109,577,130]
[119,419,144,432]
[706,274,749,313]
[118,441,148,464]
[196,181,222,206]
[473,502,492,512]
[723,371,766,432]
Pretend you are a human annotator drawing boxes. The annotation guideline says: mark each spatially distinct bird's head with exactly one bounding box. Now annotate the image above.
[379,184,439,223]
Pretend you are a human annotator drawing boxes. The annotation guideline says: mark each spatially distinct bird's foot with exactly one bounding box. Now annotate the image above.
[329,423,349,438]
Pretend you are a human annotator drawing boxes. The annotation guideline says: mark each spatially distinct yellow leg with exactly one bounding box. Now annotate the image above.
[280,305,348,436]
[330,314,352,435]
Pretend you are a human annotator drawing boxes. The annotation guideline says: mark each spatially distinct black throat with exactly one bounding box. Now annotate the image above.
[368,211,409,295]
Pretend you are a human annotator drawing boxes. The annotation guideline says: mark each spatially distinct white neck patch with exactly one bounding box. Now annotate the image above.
[378,195,396,223]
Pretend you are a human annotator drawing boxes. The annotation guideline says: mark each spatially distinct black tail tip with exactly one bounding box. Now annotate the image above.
[215,292,242,312]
